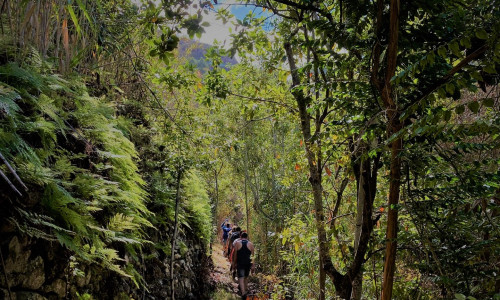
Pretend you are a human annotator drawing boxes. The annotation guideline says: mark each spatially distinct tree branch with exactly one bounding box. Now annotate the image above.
[407,43,489,109]
[0,152,28,191]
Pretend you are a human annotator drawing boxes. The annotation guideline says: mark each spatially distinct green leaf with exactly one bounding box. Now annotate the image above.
[75,0,95,33]
[475,28,488,39]
[437,87,447,98]
[483,98,494,107]
[468,101,480,113]
[427,52,436,64]
[483,64,497,74]
[449,40,460,57]
[455,105,465,115]
[455,294,466,300]
[470,71,483,81]
[437,46,447,58]
[445,83,455,94]
[66,5,81,37]
[444,110,452,122]
[460,36,471,48]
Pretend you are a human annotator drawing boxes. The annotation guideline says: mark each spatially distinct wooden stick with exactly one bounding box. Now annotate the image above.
[0,169,22,197]
[0,152,28,191]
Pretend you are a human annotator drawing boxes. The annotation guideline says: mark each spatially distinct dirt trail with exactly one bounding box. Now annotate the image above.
[210,243,240,299]
[210,242,275,300]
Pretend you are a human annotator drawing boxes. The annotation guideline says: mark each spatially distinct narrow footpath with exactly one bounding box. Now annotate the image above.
[210,242,275,300]
[210,243,240,299]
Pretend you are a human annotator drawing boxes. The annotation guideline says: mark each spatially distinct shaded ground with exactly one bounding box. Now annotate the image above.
[210,243,240,299]
[209,243,275,300]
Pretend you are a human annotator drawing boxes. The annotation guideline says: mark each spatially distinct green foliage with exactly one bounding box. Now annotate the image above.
[0,58,149,277]
[280,215,324,299]
[183,170,213,247]
[1,0,499,298]
[0,84,21,118]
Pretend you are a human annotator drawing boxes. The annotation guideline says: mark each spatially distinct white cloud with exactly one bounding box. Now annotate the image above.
[131,0,243,48]
[183,4,240,48]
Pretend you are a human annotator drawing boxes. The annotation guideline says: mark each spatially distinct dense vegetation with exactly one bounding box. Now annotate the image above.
[0,0,499,299]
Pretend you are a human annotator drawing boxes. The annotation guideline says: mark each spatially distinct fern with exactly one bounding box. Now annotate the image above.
[0,84,21,118]
[0,62,44,93]
[15,208,75,235]
[108,213,141,232]
[0,51,153,280]
[42,183,90,235]
[182,170,212,247]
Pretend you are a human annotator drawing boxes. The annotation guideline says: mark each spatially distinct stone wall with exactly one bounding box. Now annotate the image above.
[0,227,213,300]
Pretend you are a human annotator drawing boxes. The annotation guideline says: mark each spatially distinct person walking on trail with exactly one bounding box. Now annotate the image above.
[221,219,231,244]
[227,226,241,258]
[232,232,254,300]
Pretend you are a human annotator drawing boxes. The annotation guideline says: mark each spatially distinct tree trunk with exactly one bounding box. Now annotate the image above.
[170,169,183,300]
[284,40,379,300]
[380,0,401,299]
[381,121,402,300]
[351,162,365,300]
[213,168,219,242]
[310,172,328,300]
[351,273,363,300]
[284,40,332,300]
[244,174,249,233]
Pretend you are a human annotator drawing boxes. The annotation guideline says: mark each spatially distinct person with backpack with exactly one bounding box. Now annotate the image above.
[227,227,241,260]
[231,232,254,300]
[221,218,231,244]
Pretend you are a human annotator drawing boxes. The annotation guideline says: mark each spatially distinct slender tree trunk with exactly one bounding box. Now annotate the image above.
[214,168,219,235]
[170,169,183,300]
[352,162,365,300]
[380,1,401,299]
[381,121,402,300]
[285,40,355,300]
[310,172,328,300]
[243,127,251,232]
[244,174,249,232]
[320,261,326,299]
[210,167,219,250]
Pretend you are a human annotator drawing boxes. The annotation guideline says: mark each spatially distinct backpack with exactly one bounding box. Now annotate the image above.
[227,231,240,257]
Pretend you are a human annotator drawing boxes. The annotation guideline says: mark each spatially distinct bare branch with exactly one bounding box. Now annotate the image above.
[0,169,22,197]
[0,152,28,191]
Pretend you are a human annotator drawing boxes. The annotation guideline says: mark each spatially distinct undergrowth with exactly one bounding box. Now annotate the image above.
[0,41,212,285]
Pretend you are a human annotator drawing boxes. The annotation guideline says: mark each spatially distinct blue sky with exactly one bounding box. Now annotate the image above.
[230,3,255,20]
[192,1,273,46]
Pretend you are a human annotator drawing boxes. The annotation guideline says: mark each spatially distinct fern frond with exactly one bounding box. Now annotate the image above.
[9,217,58,241]
[15,208,75,235]
[36,94,66,134]
[0,63,45,93]
[24,46,43,71]
[110,236,142,245]
[0,84,21,118]
[42,183,89,234]
[56,232,91,261]
[108,213,140,232]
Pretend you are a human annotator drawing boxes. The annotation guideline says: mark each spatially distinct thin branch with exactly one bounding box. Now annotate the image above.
[327,205,352,224]
[0,169,22,197]
[0,152,28,191]
[228,92,297,112]
[407,44,489,109]
[128,47,189,136]
[272,0,335,24]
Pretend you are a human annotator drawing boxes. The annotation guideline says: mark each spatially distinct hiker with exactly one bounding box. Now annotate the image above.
[229,230,246,259]
[221,218,231,244]
[227,226,241,258]
[231,232,254,299]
